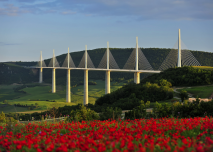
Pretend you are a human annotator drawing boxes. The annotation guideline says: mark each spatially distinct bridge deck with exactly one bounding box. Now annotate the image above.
[31,67,161,73]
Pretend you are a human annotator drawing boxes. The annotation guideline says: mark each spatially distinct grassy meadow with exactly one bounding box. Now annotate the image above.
[177,85,213,98]
[0,80,126,113]
[192,66,213,70]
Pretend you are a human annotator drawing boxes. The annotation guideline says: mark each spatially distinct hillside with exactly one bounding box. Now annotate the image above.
[86,66,213,112]
[141,66,213,86]
[0,63,38,84]
[1,48,213,85]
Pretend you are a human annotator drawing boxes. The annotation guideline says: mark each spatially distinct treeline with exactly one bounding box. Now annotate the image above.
[14,98,213,121]
[141,66,213,86]
[0,63,38,85]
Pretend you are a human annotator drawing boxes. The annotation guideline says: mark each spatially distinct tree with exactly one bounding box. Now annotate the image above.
[158,79,172,87]
[99,107,122,120]
[0,112,6,123]
[66,104,99,122]
[35,103,39,108]
[178,90,188,102]
[49,103,59,122]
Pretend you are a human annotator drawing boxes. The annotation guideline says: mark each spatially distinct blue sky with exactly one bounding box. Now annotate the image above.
[0,0,213,62]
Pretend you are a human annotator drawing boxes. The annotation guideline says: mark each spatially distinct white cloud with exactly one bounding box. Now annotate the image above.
[0,4,29,16]
[61,10,76,15]
[0,0,212,20]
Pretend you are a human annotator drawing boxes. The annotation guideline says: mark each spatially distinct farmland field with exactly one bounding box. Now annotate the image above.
[0,117,213,151]
[177,85,213,98]
[0,80,126,113]
[192,66,213,71]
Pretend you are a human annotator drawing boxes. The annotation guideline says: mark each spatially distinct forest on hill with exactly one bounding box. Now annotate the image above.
[88,66,213,112]
[1,48,213,85]
[141,66,213,86]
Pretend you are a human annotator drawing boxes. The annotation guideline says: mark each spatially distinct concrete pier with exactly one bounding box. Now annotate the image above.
[84,70,88,105]
[66,69,71,103]
[134,72,140,84]
[105,71,110,94]
[105,42,111,94]
[84,45,88,105]
[52,68,56,93]
[39,68,43,83]
[134,37,140,84]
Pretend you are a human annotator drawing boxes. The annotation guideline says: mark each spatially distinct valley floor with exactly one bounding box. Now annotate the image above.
[0,80,126,113]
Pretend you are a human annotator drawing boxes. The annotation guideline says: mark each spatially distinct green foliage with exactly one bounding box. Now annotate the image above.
[141,66,213,86]
[65,104,99,122]
[99,107,122,120]
[177,86,213,98]
[125,100,150,119]
[153,102,171,118]
[157,79,172,87]
[95,81,173,112]
[0,63,37,85]
[178,90,189,102]
[0,112,6,123]
[153,99,213,118]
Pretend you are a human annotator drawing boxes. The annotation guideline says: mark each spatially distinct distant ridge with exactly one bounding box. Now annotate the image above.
[1,48,213,85]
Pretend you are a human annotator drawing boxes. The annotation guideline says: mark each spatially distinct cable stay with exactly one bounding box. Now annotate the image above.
[98,49,119,69]
[78,52,95,68]
[159,39,201,71]
[123,47,153,70]
[62,53,76,68]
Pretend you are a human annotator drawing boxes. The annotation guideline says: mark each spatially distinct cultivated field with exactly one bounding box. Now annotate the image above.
[0,80,126,113]
[177,85,213,98]
[192,66,213,70]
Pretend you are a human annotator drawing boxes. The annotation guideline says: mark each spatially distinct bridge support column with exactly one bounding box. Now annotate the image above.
[52,68,56,93]
[66,69,71,103]
[134,72,140,84]
[84,70,88,105]
[177,29,181,67]
[105,71,110,94]
[39,68,43,83]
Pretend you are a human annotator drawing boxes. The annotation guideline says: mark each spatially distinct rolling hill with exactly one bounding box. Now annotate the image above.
[1,48,213,85]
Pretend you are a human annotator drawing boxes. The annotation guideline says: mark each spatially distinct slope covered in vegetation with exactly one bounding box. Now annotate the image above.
[141,66,213,86]
[1,48,213,85]
[87,66,213,112]
[0,63,37,84]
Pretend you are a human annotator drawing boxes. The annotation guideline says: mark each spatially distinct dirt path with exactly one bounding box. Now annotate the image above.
[173,86,194,99]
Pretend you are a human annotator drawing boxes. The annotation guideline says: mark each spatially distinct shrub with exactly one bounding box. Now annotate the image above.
[125,100,150,119]
[65,104,99,122]
[153,102,171,118]
[178,90,188,102]
[0,112,6,123]
[99,107,122,120]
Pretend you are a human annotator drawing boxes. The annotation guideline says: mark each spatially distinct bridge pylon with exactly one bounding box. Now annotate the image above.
[98,42,119,94]
[48,49,60,93]
[84,45,88,105]
[36,51,46,83]
[123,37,153,84]
[135,37,140,84]
[177,29,181,67]
[105,42,110,94]
[39,51,43,83]
[62,47,76,103]
[158,29,201,71]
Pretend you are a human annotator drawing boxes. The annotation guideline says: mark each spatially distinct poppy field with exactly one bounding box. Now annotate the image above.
[1,117,213,152]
